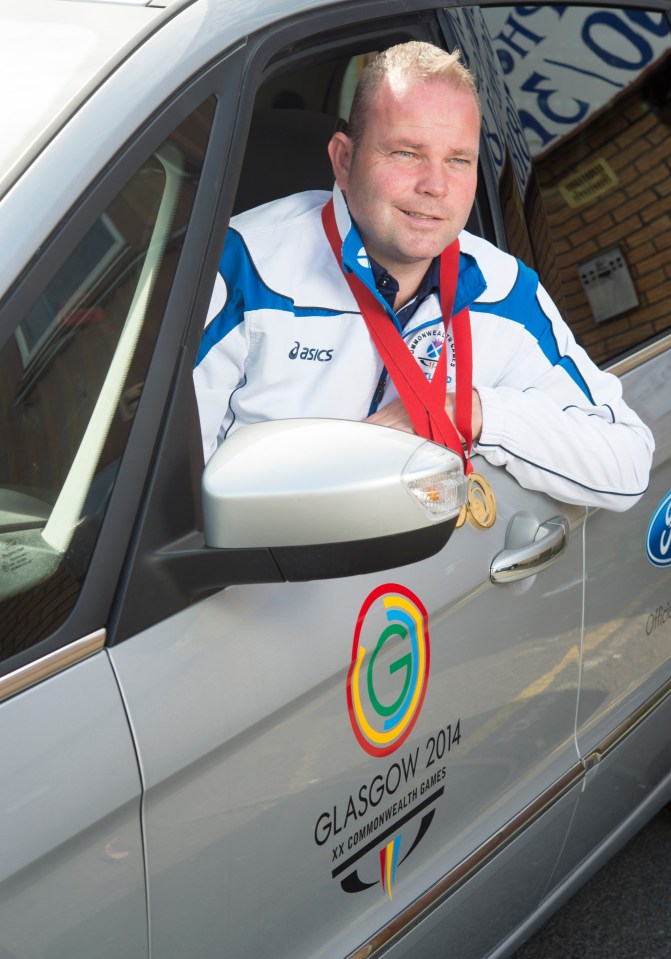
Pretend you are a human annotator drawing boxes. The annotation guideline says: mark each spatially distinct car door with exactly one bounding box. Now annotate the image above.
[477,0,671,891]
[106,8,586,959]
[0,78,216,958]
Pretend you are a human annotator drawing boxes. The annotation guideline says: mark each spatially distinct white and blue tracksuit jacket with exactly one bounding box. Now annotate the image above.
[194,186,653,510]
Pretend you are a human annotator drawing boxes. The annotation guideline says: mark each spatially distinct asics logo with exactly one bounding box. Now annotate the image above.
[289,341,334,362]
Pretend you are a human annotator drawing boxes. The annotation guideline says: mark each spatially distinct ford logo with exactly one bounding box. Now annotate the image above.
[646,491,671,567]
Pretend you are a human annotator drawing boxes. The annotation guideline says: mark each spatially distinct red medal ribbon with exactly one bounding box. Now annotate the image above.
[322,197,473,473]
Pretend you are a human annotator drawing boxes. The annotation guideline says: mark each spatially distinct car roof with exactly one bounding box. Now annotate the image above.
[0,0,351,299]
[0,0,353,199]
[0,0,172,198]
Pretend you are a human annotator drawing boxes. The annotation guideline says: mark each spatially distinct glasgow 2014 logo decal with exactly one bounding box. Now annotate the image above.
[347,584,430,756]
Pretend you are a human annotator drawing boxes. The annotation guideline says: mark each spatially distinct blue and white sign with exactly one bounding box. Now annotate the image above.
[448,7,533,192]
[483,6,671,156]
[646,491,671,568]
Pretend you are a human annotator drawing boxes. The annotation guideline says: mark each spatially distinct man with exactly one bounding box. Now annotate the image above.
[194,41,653,511]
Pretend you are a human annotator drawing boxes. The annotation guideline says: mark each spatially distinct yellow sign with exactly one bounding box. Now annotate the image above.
[559,158,619,209]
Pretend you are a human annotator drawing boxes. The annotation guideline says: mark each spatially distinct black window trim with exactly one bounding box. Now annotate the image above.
[0,47,244,681]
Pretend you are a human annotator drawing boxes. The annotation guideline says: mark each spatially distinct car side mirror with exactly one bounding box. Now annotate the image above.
[202,419,466,580]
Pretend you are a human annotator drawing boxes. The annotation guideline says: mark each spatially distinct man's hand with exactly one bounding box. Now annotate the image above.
[365,390,483,442]
[445,388,483,443]
[365,398,416,433]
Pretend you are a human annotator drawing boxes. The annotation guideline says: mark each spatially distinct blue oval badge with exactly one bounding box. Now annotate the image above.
[646,491,671,567]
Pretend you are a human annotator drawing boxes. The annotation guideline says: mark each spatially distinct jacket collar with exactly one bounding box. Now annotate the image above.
[332,185,487,317]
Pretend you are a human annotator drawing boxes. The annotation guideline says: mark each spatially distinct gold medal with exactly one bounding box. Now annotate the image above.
[456,472,497,530]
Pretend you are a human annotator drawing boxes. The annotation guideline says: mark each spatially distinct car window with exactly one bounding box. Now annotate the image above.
[0,98,214,664]
[480,4,671,367]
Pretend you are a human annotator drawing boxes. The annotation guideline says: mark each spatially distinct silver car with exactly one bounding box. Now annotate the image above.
[1,1,670,957]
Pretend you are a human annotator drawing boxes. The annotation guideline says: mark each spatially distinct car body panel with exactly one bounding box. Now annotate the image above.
[547,353,671,886]
[110,463,585,959]
[579,353,671,756]
[0,648,146,958]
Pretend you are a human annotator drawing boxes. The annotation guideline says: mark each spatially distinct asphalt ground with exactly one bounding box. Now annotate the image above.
[511,805,671,959]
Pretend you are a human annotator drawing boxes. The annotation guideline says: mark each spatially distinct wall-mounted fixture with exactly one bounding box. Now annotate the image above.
[578,247,639,323]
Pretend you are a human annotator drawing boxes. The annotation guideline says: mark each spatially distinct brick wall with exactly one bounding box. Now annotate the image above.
[529,54,671,366]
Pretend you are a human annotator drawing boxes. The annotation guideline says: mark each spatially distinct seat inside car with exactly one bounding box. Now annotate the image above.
[232,108,341,214]
[233,96,484,230]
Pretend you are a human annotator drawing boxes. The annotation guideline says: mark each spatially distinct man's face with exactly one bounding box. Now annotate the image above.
[330,77,480,277]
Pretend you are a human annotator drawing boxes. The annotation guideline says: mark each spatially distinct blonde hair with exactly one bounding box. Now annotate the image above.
[348,41,480,146]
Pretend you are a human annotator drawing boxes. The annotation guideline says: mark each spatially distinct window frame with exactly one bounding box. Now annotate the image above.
[0,50,241,681]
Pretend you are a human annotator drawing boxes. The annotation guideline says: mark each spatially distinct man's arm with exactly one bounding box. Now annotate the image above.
[366,391,483,443]
[193,232,249,462]
[473,365,652,512]
[367,271,653,511]
[472,269,653,510]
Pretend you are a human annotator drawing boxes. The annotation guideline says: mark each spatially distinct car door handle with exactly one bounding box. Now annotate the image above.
[490,515,569,584]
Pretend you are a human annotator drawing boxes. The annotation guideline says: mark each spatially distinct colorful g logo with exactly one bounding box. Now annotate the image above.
[347,585,430,756]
